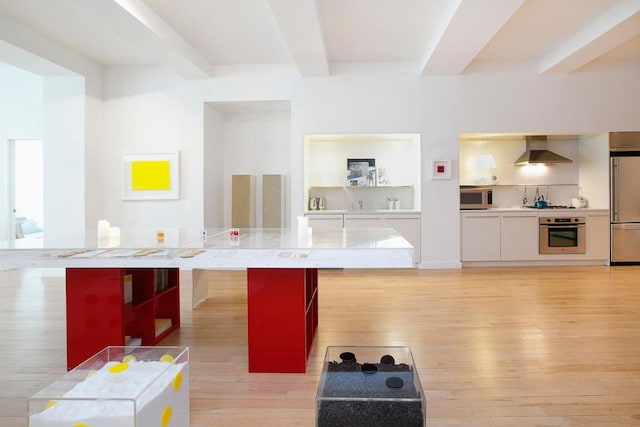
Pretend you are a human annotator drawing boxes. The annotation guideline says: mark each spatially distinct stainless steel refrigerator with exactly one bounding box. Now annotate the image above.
[610,132,640,264]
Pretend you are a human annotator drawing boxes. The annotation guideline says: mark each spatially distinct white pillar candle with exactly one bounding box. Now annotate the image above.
[297,216,310,242]
[97,219,110,241]
[109,226,121,246]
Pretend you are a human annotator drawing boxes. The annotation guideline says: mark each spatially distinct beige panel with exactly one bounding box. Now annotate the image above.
[263,174,285,228]
[232,175,255,228]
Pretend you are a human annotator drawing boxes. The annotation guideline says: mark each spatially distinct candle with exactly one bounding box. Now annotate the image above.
[109,226,121,246]
[297,216,309,240]
[97,220,110,241]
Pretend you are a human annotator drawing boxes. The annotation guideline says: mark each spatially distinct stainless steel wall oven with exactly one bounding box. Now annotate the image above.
[539,217,586,254]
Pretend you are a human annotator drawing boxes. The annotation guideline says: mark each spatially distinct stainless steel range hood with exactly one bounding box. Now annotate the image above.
[514,136,573,165]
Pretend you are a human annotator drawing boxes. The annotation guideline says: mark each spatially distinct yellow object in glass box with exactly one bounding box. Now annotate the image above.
[28,346,189,427]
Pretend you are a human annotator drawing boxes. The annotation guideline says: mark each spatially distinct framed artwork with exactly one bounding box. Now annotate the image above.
[122,151,180,200]
[430,159,451,180]
[347,158,376,187]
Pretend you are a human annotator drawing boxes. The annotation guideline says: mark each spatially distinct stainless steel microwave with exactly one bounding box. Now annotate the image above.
[460,187,493,209]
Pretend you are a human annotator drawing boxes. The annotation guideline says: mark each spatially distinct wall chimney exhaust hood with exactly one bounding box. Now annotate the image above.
[514,136,572,165]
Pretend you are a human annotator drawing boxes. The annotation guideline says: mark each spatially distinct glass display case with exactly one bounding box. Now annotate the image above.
[316,346,426,427]
[28,346,189,427]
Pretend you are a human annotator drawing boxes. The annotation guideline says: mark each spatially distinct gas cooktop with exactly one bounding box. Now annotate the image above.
[523,205,576,209]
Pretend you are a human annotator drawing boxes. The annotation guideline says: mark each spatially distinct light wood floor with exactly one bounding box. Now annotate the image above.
[1,266,640,426]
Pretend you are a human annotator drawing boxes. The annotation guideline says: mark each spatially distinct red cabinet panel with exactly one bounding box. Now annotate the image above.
[65,268,180,370]
[247,268,318,373]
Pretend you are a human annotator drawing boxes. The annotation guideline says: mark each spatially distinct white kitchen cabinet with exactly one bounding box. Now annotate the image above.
[344,213,421,263]
[461,213,501,261]
[383,215,421,264]
[307,212,421,264]
[306,214,343,230]
[500,212,539,261]
[586,212,610,260]
[462,209,611,265]
[343,214,382,228]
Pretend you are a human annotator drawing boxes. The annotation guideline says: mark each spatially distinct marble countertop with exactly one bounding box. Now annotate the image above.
[461,207,608,213]
[305,210,421,215]
[0,228,414,269]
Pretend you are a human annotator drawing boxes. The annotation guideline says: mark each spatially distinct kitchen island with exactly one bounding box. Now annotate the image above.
[0,228,413,373]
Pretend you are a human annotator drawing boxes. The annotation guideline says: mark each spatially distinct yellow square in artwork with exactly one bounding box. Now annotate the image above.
[131,160,171,191]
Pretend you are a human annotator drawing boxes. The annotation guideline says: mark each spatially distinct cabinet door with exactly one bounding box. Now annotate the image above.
[306,214,343,229]
[461,213,501,261]
[343,214,382,228]
[586,213,610,260]
[381,215,420,264]
[500,213,539,261]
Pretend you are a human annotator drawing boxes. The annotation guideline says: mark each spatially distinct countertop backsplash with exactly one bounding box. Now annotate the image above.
[491,184,582,208]
[308,186,415,212]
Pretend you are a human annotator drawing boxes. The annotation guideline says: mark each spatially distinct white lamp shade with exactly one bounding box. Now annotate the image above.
[475,154,496,169]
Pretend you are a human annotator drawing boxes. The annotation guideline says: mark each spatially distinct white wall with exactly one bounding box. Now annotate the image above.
[221,111,291,228]
[0,62,42,240]
[579,133,610,209]
[203,104,224,228]
[5,26,638,268]
[42,76,85,238]
[101,67,205,229]
[92,62,640,268]
[0,14,103,240]
[460,137,579,186]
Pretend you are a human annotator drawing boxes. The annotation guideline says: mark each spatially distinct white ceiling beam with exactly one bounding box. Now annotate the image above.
[109,0,211,78]
[0,13,99,77]
[267,0,329,76]
[539,0,640,74]
[419,0,525,75]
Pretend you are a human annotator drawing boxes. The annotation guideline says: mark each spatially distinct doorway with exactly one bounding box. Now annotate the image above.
[9,139,44,239]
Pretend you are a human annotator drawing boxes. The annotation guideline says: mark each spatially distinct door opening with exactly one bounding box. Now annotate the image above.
[10,139,44,239]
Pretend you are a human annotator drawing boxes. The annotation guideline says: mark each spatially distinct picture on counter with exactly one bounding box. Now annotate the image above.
[347,158,376,187]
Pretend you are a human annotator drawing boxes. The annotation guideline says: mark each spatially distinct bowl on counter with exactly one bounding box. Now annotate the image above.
[571,197,588,208]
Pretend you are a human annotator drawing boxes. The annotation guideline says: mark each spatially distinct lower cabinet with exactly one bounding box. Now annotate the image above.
[500,213,539,261]
[586,212,610,260]
[65,268,180,370]
[461,213,501,261]
[461,210,610,263]
[306,212,421,264]
[307,214,344,229]
[344,213,421,264]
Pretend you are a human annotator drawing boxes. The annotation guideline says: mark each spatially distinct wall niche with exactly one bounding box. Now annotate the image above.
[304,134,421,211]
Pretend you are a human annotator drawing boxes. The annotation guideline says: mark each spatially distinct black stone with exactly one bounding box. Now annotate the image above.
[380,354,395,365]
[339,352,356,363]
[386,376,404,389]
[361,363,377,374]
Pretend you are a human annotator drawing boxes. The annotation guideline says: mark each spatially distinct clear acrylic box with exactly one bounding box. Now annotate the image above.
[316,346,426,427]
[28,346,189,427]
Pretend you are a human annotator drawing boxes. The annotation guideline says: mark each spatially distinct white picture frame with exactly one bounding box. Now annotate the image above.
[122,151,180,200]
[430,159,451,180]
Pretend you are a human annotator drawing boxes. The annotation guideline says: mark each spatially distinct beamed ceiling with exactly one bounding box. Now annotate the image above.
[0,0,639,77]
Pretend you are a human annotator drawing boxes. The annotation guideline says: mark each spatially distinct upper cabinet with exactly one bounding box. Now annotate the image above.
[304,134,421,211]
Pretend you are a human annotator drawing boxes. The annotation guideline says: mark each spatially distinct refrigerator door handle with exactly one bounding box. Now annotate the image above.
[611,157,619,222]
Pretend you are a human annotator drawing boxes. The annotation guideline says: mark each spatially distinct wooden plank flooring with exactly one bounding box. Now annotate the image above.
[1,266,640,426]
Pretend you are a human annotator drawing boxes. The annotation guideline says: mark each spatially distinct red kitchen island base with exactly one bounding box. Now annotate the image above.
[65,268,180,370]
[247,268,318,373]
